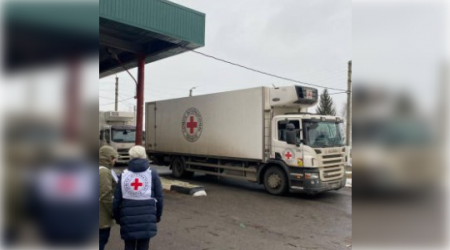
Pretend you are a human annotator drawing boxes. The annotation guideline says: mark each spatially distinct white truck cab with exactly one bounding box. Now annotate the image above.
[99,111,136,164]
[271,114,346,193]
[264,86,346,193]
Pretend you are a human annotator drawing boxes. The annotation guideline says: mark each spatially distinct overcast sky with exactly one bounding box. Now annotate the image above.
[99,0,352,115]
[353,3,445,116]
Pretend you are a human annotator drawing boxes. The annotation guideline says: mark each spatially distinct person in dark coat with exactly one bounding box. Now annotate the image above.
[29,144,98,246]
[113,145,163,250]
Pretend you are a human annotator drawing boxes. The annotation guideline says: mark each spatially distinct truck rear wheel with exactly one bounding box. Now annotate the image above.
[171,157,194,179]
[263,166,288,195]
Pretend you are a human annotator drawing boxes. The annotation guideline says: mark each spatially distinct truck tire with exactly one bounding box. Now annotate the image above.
[171,157,193,179]
[263,166,288,195]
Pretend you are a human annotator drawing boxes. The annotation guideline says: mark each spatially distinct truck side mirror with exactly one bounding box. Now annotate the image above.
[105,130,110,144]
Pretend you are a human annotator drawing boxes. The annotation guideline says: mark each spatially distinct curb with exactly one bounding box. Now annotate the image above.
[161,177,206,196]
[170,185,206,195]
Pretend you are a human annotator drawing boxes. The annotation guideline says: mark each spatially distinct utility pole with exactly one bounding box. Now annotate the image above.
[114,76,119,111]
[189,86,197,97]
[346,61,352,146]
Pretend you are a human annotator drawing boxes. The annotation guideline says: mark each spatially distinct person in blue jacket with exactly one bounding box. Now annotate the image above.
[113,145,164,250]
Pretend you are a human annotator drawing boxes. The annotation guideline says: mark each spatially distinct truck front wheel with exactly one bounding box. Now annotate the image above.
[263,166,288,195]
[171,157,194,179]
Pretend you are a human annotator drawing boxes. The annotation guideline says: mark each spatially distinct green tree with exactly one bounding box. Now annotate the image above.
[316,89,337,116]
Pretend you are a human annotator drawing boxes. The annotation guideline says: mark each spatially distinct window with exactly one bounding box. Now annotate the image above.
[111,129,136,143]
[302,121,344,147]
[278,120,300,142]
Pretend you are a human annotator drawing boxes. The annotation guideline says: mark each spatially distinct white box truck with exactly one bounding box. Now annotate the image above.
[99,111,136,164]
[145,86,347,195]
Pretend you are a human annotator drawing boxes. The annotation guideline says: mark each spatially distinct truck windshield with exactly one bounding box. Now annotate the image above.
[111,129,136,143]
[303,121,344,148]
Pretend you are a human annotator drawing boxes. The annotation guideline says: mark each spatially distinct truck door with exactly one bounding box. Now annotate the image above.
[146,103,157,150]
[272,118,302,164]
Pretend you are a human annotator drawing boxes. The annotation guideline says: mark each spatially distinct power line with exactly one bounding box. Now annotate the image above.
[184,48,350,93]
[100,101,115,106]
[310,74,347,84]
[100,97,135,106]
[118,95,135,109]
[99,96,114,100]
[120,101,133,109]
[100,96,135,102]
[295,68,348,82]
[329,91,349,95]
[119,97,135,102]
[119,94,134,101]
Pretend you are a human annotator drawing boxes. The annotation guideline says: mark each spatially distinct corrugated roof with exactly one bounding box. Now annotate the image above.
[5,2,98,70]
[100,0,206,78]
[100,0,205,46]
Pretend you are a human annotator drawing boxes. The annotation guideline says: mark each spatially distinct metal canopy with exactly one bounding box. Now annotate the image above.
[100,0,205,78]
[5,2,98,71]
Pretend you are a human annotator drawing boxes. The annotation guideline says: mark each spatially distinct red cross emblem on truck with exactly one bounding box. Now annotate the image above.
[186,116,198,134]
[182,108,203,142]
[285,151,293,160]
[130,178,143,191]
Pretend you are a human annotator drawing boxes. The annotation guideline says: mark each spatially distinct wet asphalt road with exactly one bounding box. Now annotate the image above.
[108,166,352,250]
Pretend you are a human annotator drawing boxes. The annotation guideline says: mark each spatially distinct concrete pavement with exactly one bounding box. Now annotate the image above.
[108,166,352,250]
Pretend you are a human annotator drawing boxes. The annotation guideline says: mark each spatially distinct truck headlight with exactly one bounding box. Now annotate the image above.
[305,173,319,179]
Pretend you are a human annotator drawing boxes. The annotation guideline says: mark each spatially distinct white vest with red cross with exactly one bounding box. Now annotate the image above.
[121,169,153,200]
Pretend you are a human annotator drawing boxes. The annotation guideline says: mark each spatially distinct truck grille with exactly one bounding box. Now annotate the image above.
[116,148,130,162]
[319,152,344,181]
[322,154,342,159]
[117,148,128,153]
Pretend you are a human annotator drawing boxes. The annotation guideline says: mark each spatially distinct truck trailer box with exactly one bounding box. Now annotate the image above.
[145,87,268,160]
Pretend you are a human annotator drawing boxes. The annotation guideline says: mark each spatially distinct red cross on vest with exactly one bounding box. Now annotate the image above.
[285,151,293,160]
[187,116,198,134]
[58,176,76,194]
[130,178,143,191]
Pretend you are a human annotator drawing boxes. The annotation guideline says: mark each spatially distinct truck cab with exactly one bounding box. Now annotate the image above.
[270,114,346,194]
[99,111,137,164]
